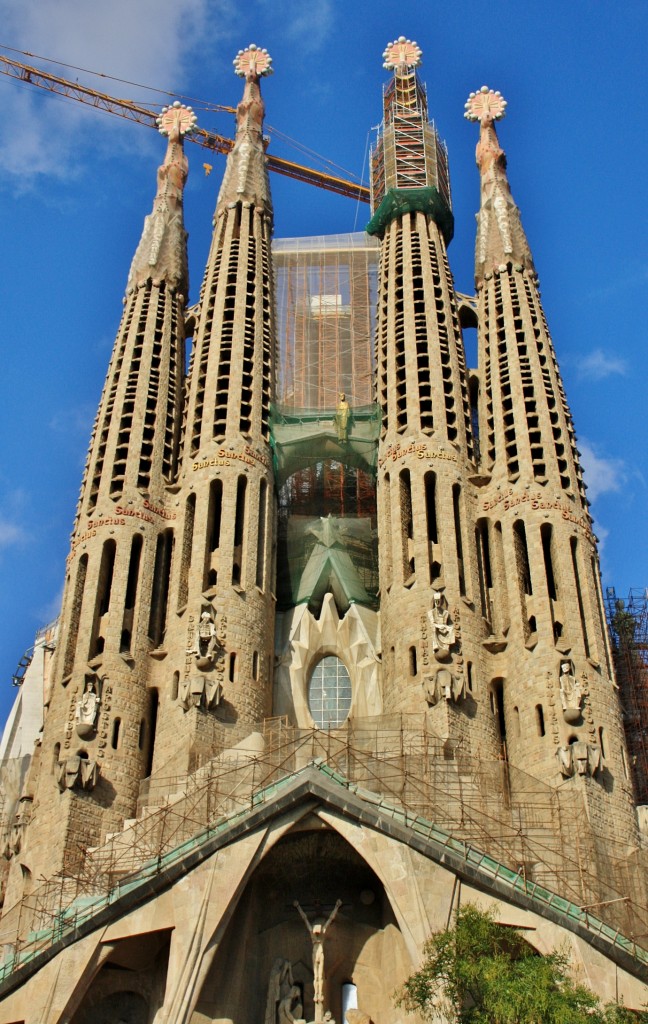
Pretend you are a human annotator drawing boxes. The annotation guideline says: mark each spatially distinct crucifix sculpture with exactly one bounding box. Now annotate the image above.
[293,900,342,1022]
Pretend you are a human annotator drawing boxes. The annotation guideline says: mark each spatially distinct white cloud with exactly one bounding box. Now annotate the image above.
[38,585,64,625]
[48,402,96,437]
[577,348,627,381]
[579,440,626,503]
[0,0,233,186]
[257,0,335,53]
[0,517,26,547]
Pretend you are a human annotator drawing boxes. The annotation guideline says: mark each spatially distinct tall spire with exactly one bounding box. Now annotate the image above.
[216,44,273,217]
[127,101,196,294]
[465,87,534,284]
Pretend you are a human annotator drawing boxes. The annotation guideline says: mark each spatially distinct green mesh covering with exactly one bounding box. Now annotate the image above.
[276,514,379,612]
[270,402,381,489]
[272,403,380,612]
[366,187,454,244]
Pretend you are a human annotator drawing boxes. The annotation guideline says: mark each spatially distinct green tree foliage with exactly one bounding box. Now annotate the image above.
[396,904,646,1024]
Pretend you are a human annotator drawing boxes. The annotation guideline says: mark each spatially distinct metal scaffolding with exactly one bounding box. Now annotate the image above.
[606,587,648,806]
[0,717,646,983]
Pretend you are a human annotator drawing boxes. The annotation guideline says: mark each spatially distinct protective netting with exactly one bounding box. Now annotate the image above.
[272,234,381,612]
[366,186,454,243]
[276,510,379,612]
[269,402,380,488]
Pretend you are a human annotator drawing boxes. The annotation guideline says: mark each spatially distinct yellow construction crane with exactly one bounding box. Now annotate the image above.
[0,52,370,203]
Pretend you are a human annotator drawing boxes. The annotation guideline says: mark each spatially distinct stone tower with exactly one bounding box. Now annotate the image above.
[151,44,277,772]
[4,101,196,895]
[464,86,636,838]
[369,39,492,753]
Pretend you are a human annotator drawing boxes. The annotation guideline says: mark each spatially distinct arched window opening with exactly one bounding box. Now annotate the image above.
[232,475,248,587]
[453,484,466,596]
[89,540,116,659]
[204,480,222,590]
[308,656,352,729]
[535,704,545,737]
[409,645,418,677]
[570,537,591,658]
[253,650,260,681]
[256,478,268,590]
[229,652,237,683]
[111,717,122,750]
[399,469,415,582]
[148,530,173,647]
[491,679,507,759]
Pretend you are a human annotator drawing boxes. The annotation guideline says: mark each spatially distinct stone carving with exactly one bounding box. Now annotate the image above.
[294,900,342,1022]
[4,797,33,859]
[573,741,601,777]
[346,1012,372,1024]
[181,606,225,710]
[556,741,601,778]
[423,667,465,706]
[559,660,582,724]
[55,755,100,792]
[179,675,223,713]
[266,958,296,1024]
[74,674,102,738]
[556,743,573,778]
[334,392,350,443]
[278,985,305,1024]
[192,609,219,670]
[428,591,455,661]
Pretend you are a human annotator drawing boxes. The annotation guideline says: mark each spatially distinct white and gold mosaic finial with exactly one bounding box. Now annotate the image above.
[233,44,273,79]
[382,37,422,71]
[156,100,197,138]
[464,85,507,124]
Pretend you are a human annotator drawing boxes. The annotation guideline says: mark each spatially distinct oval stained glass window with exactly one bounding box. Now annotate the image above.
[308,656,352,728]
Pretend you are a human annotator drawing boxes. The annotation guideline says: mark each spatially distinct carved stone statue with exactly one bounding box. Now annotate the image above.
[192,609,218,670]
[573,740,601,777]
[266,958,294,1024]
[334,392,351,443]
[179,674,223,713]
[423,667,464,707]
[556,741,601,778]
[56,755,99,792]
[294,900,342,1022]
[278,985,305,1024]
[559,660,582,724]
[75,675,101,738]
[428,591,455,661]
[556,743,573,778]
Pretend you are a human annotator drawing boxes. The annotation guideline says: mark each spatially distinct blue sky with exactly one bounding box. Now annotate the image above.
[0,0,646,727]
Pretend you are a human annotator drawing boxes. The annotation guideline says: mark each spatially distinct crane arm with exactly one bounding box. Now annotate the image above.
[0,53,370,203]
